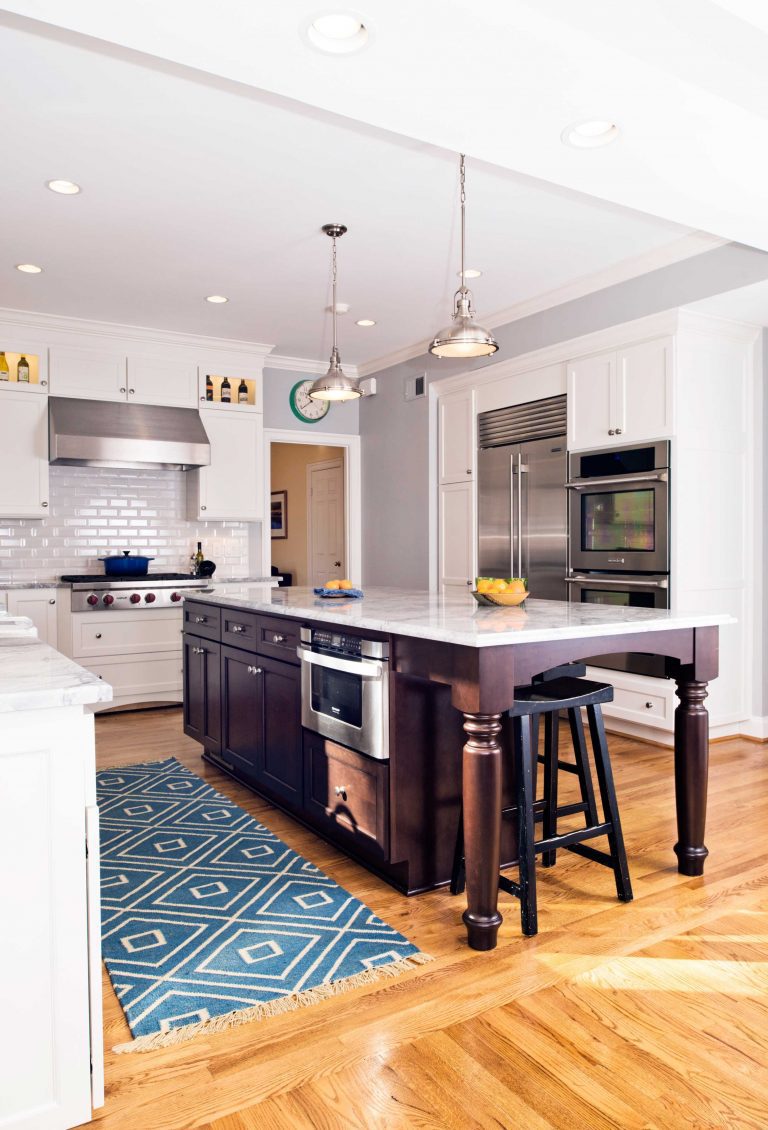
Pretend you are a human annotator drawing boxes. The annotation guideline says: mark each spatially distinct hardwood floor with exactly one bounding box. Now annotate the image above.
[87,707,768,1129]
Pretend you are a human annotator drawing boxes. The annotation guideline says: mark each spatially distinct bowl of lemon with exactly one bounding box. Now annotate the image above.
[472,577,529,607]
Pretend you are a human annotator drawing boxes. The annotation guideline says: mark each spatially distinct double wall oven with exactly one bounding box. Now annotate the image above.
[566,440,670,677]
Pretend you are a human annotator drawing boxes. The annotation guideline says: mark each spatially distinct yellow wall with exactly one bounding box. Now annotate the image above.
[270,444,344,587]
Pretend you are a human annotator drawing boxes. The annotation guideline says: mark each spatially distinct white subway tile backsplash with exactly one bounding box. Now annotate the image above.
[0,465,251,582]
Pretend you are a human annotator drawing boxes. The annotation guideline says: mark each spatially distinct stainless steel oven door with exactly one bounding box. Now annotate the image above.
[567,472,669,574]
[565,573,669,677]
[298,645,389,761]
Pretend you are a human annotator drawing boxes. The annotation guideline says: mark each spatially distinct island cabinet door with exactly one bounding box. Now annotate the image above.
[183,635,221,754]
[220,644,263,784]
[257,654,303,809]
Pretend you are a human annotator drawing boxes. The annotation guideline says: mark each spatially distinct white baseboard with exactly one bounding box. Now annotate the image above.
[604,715,768,746]
[734,715,768,741]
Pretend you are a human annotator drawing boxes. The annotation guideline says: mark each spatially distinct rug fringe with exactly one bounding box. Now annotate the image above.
[112,950,434,1054]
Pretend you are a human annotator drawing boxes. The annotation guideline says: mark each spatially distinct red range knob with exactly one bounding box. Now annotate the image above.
[144,592,156,603]
[102,594,114,606]
[170,592,182,602]
[87,594,99,606]
[130,593,141,604]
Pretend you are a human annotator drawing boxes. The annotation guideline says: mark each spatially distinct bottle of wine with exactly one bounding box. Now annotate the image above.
[206,373,214,401]
[220,377,231,403]
[194,541,204,576]
[17,356,30,382]
[238,379,248,404]
[0,353,8,381]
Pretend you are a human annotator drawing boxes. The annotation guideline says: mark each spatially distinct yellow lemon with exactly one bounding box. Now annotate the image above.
[325,579,341,590]
[339,579,353,590]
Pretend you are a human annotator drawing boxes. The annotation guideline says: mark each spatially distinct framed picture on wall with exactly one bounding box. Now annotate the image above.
[270,490,288,539]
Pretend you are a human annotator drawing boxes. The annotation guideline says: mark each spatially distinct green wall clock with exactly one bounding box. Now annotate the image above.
[289,379,329,424]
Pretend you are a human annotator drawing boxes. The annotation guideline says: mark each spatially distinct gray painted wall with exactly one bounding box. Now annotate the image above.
[263,366,359,434]
[361,241,768,589]
[762,330,768,716]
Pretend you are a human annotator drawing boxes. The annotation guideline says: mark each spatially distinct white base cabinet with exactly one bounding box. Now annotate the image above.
[6,589,58,648]
[0,705,103,1130]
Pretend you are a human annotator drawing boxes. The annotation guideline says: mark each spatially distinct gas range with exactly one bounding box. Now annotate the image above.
[60,573,210,611]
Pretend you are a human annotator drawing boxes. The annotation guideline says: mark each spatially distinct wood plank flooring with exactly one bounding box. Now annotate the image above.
[86,708,768,1129]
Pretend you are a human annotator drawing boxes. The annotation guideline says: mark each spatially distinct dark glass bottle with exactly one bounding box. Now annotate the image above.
[238,379,248,404]
[220,377,231,403]
[206,373,214,401]
[17,356,30,382]
[194,541,204,576]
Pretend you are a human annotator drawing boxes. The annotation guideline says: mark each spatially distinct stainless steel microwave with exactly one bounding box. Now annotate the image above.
[567,440,670,575]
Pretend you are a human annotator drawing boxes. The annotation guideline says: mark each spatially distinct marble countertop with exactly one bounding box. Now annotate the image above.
[188,586,733,648]
[0,581,64,590]
[0,611,112,711]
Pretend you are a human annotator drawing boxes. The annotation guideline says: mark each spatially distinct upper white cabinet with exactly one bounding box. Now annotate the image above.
[126,354,199,407]
[49,344,127,401]
[567,337,672,450]
[187,410,263,521]
[0,340,48,394]
[439,388,475,483]
[0,391,50,518]
[6,589,59,647]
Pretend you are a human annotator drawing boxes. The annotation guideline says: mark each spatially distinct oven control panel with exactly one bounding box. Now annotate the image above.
[312,629,363,658]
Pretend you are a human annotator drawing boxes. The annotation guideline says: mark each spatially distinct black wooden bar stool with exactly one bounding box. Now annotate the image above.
[451,675,633,937]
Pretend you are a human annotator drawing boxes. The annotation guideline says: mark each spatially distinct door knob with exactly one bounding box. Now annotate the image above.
[334,561,341,567]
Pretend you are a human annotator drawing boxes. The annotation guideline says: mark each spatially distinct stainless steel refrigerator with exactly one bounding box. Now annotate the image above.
[477,395,568,601]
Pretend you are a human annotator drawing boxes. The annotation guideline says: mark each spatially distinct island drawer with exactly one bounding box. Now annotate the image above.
[255,614,301,665]
[221,608,260,649]
[304,732,389,859]
[183,602,221,641]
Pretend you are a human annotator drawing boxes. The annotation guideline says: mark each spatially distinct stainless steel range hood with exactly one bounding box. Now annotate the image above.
[49,397,211,470]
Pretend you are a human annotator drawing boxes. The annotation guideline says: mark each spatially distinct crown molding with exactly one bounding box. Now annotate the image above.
[0,305,275,356]
[264,354,360,378]
[357,231,728,378]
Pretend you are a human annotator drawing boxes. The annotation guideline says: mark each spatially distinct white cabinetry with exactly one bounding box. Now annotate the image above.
[187,410,263,521]
[439,481,474,591]
[567,337,672,450]
[50,344,127,401]
[0,704,103,1129]
[439,389,475,483]
[126,354,199,407]
[0,391,50,518]
[6,589,58,647]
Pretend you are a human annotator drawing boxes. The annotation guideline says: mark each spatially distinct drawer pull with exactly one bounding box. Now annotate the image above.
[645,701,654,709]
[231,624,246,633]
[192,646,206,655]
[194,616,207,623]
[247,665,263,675]
[334,785,349,799]
[272,633,286,644]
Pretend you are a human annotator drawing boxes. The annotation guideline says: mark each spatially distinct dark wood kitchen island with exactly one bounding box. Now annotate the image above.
[182,586,730,951]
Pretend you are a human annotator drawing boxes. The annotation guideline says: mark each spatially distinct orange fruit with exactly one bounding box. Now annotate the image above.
[339,579,353,590]
[325,580,341,590]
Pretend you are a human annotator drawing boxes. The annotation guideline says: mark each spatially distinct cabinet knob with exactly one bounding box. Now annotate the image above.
[128,388,135,395]
[608,429,615,436]
[615,427,623,435]
[645,701,654,709]
[200,505,207,511]
[49,598,55,605]
[41,501,48,507]
[334,785,349,798]
[120,387,126,393]
[466,468,472,475]
[41,380,48,387]
[95,632,102,639]
[272,633,285,643]
[200,396,205,401]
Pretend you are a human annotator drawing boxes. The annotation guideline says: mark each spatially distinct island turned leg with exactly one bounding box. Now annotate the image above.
[673,678,710,876]
[461,711,503,950]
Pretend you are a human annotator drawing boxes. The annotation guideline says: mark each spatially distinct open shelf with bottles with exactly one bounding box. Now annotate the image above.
[0,349,47,393]
[199,371,260,412]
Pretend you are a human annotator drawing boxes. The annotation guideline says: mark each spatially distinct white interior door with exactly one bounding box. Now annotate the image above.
[307,459,345,585]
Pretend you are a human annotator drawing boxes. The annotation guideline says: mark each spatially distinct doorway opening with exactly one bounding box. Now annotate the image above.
[269,442,346,588]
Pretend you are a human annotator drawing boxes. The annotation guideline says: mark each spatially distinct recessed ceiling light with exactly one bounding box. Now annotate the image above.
[46,179,81,195]
[561,120,619,149]
[205,295,228,304]
[303,10,370,54]
[458,268,482,279]
[16,263,43,274]
[356,319,376,327]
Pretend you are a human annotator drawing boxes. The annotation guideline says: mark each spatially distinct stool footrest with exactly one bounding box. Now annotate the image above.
[498,873,522,898]
[534,821,611,856]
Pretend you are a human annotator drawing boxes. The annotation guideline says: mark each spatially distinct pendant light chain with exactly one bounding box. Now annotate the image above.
[460,153,466,290]
[331,233,338,354]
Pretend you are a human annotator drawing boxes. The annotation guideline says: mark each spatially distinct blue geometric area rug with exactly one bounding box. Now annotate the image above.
[97,757,431,1053]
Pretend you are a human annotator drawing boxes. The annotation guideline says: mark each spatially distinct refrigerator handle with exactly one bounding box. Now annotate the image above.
[510,454,517,580]
[516,453,528,578]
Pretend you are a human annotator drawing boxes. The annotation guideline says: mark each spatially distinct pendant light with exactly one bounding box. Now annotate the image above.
[309,223,361,402]
[429,155,499,360]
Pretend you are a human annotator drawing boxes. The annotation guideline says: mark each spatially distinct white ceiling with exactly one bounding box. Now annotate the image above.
[2,3,761,366]
[689,280,768,326]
